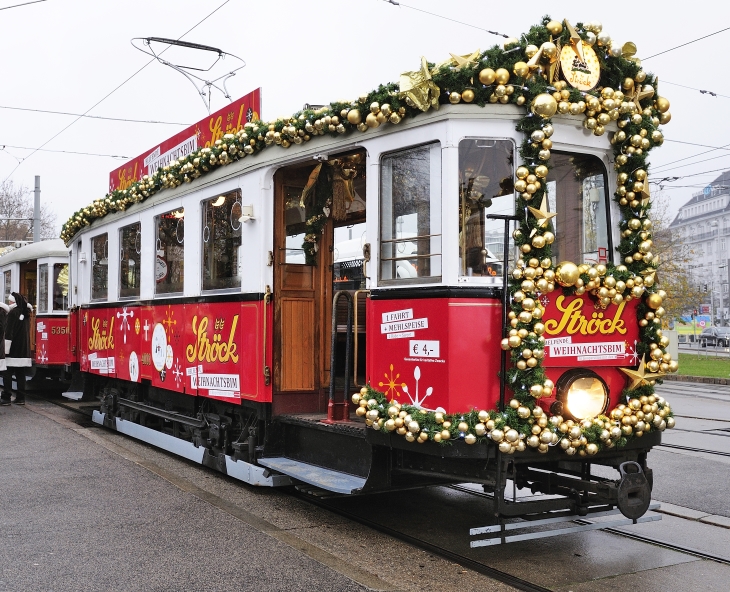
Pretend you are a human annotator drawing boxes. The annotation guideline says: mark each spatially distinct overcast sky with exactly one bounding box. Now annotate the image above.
[1,0,727,234]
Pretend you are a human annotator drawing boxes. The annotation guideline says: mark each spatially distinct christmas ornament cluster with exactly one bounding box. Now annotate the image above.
[352,386,674,456]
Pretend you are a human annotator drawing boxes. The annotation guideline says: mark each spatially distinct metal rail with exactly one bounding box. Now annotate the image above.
[352,289,370,387]
[297,490,554,592]
[323,290,353,423]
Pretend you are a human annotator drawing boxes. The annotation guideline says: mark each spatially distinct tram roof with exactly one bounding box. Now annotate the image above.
[64,104,608,241]
[0,239,68,266]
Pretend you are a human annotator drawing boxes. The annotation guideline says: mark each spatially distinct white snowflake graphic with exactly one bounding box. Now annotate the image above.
[116,307,135,344]
[38,346,48,364]
[172,358,183,387]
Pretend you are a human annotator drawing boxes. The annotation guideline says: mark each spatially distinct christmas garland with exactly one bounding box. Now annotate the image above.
[61,16,677,455]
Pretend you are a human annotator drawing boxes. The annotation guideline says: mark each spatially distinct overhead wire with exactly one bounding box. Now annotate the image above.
[661,80,730,100]
[1,0,231,183]
[642,26,730,60]
[1,144,128,159]
[382,0,510,38]
[0,105,188,126]
[651,142,730,172]
[0,0,47,11]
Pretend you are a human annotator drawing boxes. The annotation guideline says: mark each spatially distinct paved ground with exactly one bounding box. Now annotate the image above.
[0,399,515,592]
[0,402,371,592]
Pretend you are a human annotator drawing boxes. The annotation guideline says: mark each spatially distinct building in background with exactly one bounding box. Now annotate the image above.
[669,170,730,325]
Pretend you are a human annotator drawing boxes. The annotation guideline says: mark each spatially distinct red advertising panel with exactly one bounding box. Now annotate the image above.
[81,309,117,376]
[77,299,272,404]
[35,316,71,365]
[367,298,503,414]
[541,294,640,368]
[109,88,262,192]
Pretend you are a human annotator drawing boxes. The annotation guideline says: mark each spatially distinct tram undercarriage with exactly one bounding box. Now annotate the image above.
[91,373,655,521]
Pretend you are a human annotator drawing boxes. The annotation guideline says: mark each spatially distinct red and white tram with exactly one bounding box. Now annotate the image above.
[0,239,72,383]
[57,17,677,524]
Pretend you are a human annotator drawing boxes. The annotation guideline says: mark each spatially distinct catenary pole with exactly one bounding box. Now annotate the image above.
[33,175,40,242]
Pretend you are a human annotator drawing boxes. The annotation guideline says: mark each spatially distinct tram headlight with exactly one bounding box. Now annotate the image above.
[555,369,608,420]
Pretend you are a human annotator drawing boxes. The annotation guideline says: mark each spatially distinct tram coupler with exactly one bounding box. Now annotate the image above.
[616,461,652,521]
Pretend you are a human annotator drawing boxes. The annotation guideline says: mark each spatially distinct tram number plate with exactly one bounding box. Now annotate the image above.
[409,340,439,358]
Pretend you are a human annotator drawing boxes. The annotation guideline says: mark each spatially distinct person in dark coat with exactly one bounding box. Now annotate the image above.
[0,300,8,405]
[2,292,32,405]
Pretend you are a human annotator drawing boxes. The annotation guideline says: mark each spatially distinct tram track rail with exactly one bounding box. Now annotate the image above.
[297,490,554,592]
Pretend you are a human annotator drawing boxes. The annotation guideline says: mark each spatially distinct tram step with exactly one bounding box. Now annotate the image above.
[257,457,366,494]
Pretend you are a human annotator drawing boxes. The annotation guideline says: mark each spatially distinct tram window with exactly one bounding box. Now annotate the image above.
[284,184,308,265]
[38,264,48,313]
[458,138,514,278]
[53,263,69,311]
[202,190,242,290]
[155,208,184,295]
[380,143,442,283]
[119,222,141,299]
[3,270,10,304]
[91,233,108,301]
[546,153,610,265]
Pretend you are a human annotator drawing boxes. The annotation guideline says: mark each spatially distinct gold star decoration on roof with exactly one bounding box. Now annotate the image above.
[564,20,584,63]
[629,82,655,110]
[547,40,561,84]
[527,195,557,229]
[620,355,665,389]
[399,56,441,113]
[447,49,481,71]
[525,46,544,76]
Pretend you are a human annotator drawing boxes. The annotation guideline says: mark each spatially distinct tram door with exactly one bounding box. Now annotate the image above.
[273,151,367,415]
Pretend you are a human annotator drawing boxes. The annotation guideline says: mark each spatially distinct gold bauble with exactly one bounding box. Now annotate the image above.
[546,20,563,35]
[365,113,380,128]
[464,433,477,445]
[541,41,557,59]
[531,235,546,249]
[494,68,510,85]
[659,111,671,124]
[646,293,663,309]
[525,44,539,58]
[513,61,529,78]
[555,262,580,287]
[478,68,496,85]
[449,91,461,104]
[516,166,530,179]
[531,93,558,119]
[461,89,475,103]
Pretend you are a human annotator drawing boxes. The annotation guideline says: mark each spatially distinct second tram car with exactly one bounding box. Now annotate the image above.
[55,16,678,525]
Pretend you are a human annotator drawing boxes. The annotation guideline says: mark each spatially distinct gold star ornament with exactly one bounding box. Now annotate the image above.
[527,195,557,229]
[439,49,481,71]
[399,56,441,113]
[620,355,665,389]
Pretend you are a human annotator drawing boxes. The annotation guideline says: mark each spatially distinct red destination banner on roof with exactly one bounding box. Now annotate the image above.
[109,88,261,193]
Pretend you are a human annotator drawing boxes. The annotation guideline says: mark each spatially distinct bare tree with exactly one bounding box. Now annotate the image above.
[0,180,57,244]
[651,192,702,323]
